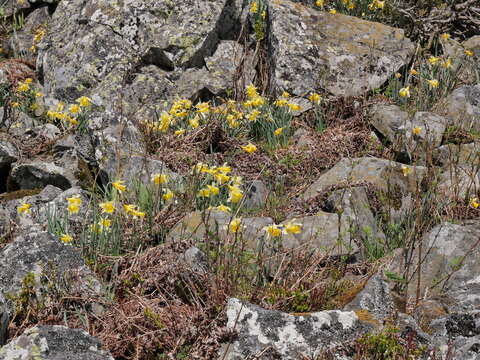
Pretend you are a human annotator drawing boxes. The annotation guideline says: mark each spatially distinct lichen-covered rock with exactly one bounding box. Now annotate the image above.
[406,112,449,149]
[429,312,480,360]
[38,0,244,126]
[9,161,76,191]
[344,275,394,322]
[435,142,480,167]
[442,85,480,132]
[0,139,18,167]
[370,104,410,145]
[280,213,356,256]
[98,148,183,190]
[0,0,30,18]
[302,157,425,202]
[0,228,103,315]
[168,210,273,251]
[327,186,385,259]
[398,221,480,312]
[268,0,415,97]
[0,325,114,360]
[220,298,372,360]
[243,180,268,210]
[438,166,480,200]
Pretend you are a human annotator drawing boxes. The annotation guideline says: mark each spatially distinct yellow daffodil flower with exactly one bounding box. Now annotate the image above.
[470,197,480,209]
[152,173,168,185]
[112,180,127,192]
[264,224,282,238]
[99,201,115,214]
[198,188,211,198]
[283,221,302,235]
[308,92,321,104]
[274,127,284,136]
[17,203,31,215]
[241,143,257,154]
[69,104,81,114]
[207,184,220,196]
[287,103,301,112]
[427,79,439,89]
[230,218,242,233]
[162,189,174,201]
[412,127,422,136]
[399,86,410,98]
[60,234,73,243]
[76,96,92,107]
[401,165,412,177]
[216,204,231,213]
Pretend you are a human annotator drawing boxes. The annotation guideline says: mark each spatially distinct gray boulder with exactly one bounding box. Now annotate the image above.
[442,85,480,132]
[220,298,372,360]
[0,325,114,360]
[9,161,76,191]
[37,0,244,125]
[302,157,425,202]
[268,0,415,97]
[0,228,103,316]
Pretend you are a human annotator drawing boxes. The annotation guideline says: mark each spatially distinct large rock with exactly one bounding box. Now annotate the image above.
[37,0,244,124]
[370,104,410,145]
[429,312,480,360]
[280,213,356,256]
[395,221,480,312]
[302,157,424,202]
[327,186,385,259]
[438,166,480,200]
[168,210,273,251]
[344,275,394,322]
[442,85,480,132]
[268,0,415,97]
[0,139,18,167]
[0,325,114,360]
[9,160,77,191]
[435,142,480,167]
[220,298,372,360]
[0,228,103,316]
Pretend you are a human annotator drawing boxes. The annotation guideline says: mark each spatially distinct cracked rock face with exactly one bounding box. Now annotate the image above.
[443,85,480,132]
[0,229,103,316]
[37,0,243,125]
[302,157,425,202]
[221,298,372,359]
[0,325,114,360]
[268,0,415,97]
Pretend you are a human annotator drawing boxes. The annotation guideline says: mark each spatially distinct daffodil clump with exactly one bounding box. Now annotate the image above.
[389,36,477,111]
[42,172,177,259]
[249,0,268,41]
[263,220,303,240]
[7,78,42,117]
[45,96,93,131]
[143,83,312,150]
[6,77,94,133]
[30,27,46,53]
[192,162,245,211]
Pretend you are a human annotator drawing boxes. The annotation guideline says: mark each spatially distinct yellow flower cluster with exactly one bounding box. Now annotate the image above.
[66,194,82,215]
[368,0,385,10]
[193,162,244,205]
[30,28,46,53]
[17,203,31,215]
[46,96,91,127]
[263,220,302,239]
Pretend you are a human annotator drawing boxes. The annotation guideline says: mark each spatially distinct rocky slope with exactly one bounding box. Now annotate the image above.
[0,0,480,359]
